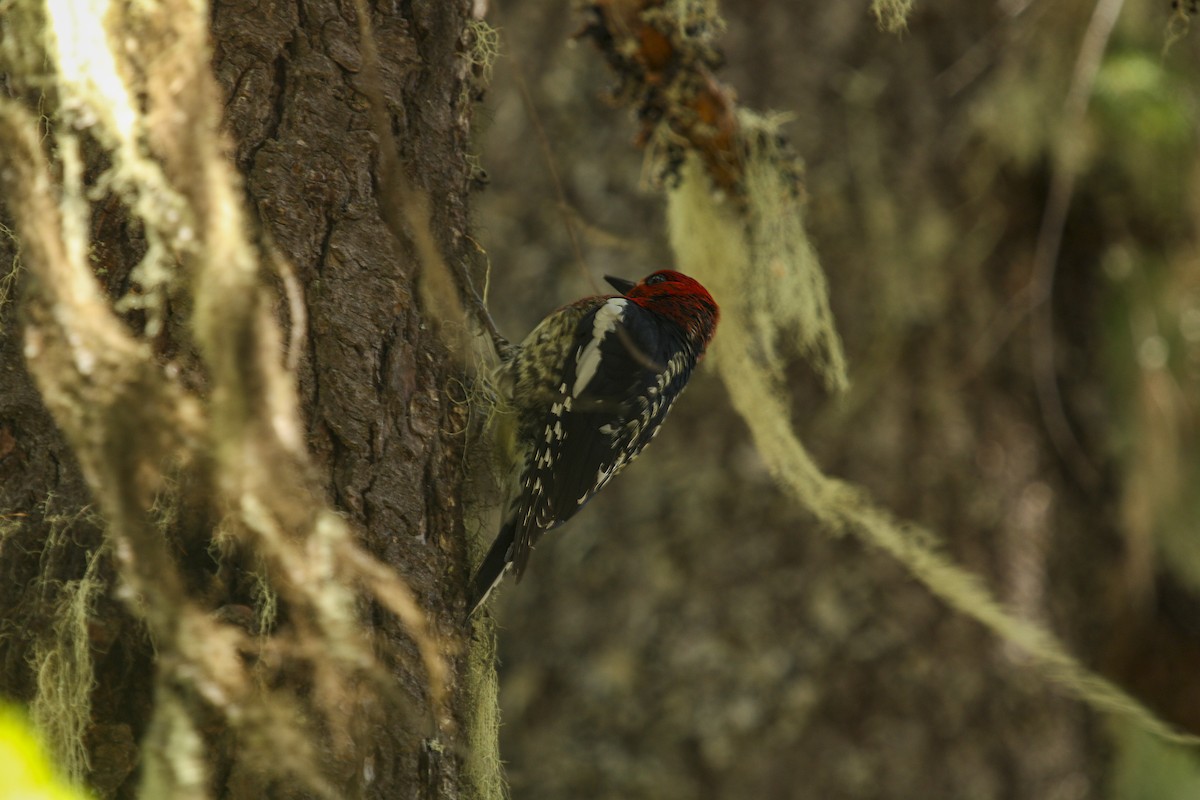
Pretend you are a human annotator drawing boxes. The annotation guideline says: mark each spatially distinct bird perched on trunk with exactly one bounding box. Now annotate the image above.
[468,269,719,615]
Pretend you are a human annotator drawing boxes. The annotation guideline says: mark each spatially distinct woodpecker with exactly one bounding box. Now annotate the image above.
[468,269,719,615]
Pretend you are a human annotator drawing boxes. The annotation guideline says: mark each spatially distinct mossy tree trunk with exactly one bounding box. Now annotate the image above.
[0,0,485,797]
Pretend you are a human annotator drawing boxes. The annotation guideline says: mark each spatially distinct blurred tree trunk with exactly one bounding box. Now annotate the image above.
[0,0,482,797]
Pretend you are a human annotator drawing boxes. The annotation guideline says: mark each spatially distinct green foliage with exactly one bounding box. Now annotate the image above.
[1112,724,1200,800]
[1092,52,1198,218]
[1088,42,1200,599]
[0,704,93,800]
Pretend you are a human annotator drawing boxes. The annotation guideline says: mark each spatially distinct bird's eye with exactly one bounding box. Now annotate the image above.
[645,273,668,285]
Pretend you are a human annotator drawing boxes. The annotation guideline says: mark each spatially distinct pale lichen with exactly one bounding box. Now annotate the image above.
[28,547,104,788]
[872,0,914,33]
[667,149,1200,746]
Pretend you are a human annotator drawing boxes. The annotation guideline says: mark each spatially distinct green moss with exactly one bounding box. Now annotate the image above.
[661,0,726,38]
[460,371,511,800]
[466,19,501,88]
[871,0,914,33]
[0,221,20,315]
[464,619,507,800]
[29,524,106,787]
[739,112,848,392]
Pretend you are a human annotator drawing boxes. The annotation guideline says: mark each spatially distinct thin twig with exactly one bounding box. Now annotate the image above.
[1028,0,1125,490]
[491,0,596,293]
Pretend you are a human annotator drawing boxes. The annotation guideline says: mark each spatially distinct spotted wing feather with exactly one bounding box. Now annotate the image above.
[507,299,699,579]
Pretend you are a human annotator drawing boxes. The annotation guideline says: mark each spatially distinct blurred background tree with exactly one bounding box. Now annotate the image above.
[474,1,1200,798]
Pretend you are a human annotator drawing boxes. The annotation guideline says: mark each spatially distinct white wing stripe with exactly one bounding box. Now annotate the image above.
[572,298,627,398]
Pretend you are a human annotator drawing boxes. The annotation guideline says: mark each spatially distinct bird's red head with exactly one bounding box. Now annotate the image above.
[605,270,719,348]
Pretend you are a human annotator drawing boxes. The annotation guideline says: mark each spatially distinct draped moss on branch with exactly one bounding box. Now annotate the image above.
[872,0,915,33]
[667,123,1200,749]
[584,0,1200,748]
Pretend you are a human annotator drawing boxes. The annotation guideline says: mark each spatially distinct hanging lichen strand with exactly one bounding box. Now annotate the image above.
[578,0,1200,746]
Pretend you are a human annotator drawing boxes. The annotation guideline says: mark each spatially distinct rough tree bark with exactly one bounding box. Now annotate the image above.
[0,0,488,797]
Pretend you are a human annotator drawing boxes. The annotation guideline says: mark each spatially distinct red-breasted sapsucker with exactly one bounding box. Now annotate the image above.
[468,269,719,614]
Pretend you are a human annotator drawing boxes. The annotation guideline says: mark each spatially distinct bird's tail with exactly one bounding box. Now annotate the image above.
[467,518,516,617]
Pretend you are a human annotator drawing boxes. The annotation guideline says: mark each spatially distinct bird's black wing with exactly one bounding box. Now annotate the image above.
[508,298,697,579]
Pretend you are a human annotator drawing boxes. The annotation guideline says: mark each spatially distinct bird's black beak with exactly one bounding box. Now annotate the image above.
[604,275,637,296]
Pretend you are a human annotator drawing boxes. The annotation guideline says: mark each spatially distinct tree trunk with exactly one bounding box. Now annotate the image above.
[0,0,488,797]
